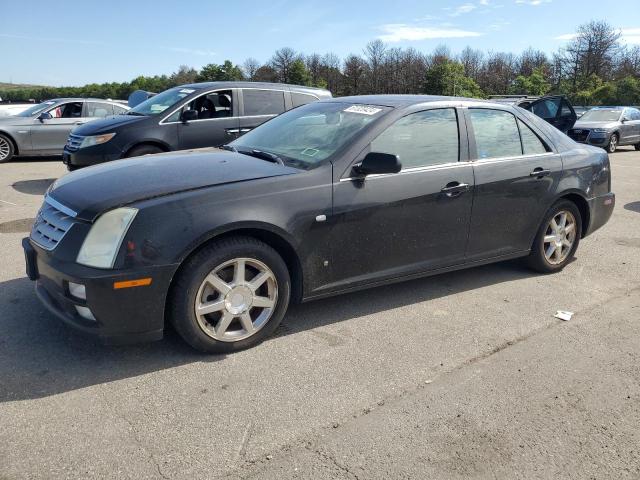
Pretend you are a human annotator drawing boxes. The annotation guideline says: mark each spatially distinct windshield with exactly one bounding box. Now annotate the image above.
[16,101,56,117]
[580,109,622,122]
[129,87,197,115]
[230,102,390,168]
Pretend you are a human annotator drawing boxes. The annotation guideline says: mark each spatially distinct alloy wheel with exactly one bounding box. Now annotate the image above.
[0,137,10,161]
[608,135,617,153]
[194,257,278,342]
[542,210,576,265]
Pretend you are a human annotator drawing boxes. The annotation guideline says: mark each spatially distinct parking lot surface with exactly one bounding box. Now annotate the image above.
[1,151,639,479]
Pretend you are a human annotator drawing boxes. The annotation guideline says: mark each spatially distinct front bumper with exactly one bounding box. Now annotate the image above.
[568,130,611,148]
[584,192,615,237]
[23,238,177,344]
[63,142,123,168]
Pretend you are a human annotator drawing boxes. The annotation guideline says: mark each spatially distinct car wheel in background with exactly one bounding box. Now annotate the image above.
[635,143,640,151]
[0,134,15,163]
[125,144,163,158]
[607,133,618,153]
[169,236,291,353]
[527,200,582,274]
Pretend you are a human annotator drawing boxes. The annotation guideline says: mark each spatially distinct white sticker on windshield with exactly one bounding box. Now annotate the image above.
[344,105,382,115]
[179,88,195,94]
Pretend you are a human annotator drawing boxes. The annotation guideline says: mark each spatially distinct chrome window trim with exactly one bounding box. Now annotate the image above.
[159,88,232,125]
[45,195,77,218]
[471,151,555,165]
[340,161,471,182]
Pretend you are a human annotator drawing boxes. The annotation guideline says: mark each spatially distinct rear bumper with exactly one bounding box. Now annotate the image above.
[585,192,615,237]
[24,237,177,345]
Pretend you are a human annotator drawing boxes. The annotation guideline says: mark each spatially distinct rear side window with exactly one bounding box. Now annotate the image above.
[518,119,548,155]
[371,108,459,169]
[560,100,573,118]
[469,109,521,159]
[243,89,285,116]
[531,98,560,119]
[86,102,112,117]
[292,92,319,108]
[113,104,128,114]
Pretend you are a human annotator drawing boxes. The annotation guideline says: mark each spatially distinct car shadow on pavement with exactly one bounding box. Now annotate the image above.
[0,259,540,403]
[11,178,57,195]
[624,201,640,213]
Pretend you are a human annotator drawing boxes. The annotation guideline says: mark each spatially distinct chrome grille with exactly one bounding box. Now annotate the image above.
[568,129,590,142]
[65,134,83,152]
[30,198,77,250]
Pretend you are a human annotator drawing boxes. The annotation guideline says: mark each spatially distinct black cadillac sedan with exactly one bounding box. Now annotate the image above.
[23,96,615,353]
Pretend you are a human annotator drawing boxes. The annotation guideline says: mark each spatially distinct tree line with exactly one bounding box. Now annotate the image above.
[2,20,639,106]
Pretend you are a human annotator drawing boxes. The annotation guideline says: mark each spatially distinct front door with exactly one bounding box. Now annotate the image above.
[324,108,474,293]
[176,90,239,149]
[30,101,85,153]
[465,108,564,261]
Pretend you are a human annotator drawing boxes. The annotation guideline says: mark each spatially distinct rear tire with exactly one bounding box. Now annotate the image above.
[527,200,582,274]
[169,236,291,353]
[607,133,618,153]
[0,134,15,163]
[125,144,163,158]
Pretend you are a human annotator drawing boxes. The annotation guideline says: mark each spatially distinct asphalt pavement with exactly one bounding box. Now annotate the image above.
[0,150,639,479]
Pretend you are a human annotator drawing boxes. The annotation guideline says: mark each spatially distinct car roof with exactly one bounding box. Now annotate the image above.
[178,81,331,95]
[319,94,514,109]
[44,98,125,103]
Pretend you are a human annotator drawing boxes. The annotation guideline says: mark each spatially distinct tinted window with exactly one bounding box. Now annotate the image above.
[560,100,573,118]
[292,92,319,108]
[469,109,522,159]
[531,98,559,119]
[518,119,548,155]
[113,104,128,114]
[243,89,285,116]
[166,90,234,122]
[371,108,459,168]
[86,102,112,117]
[631,109,640,120]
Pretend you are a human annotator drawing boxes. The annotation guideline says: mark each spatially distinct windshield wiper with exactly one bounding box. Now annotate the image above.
[236,148,285,166]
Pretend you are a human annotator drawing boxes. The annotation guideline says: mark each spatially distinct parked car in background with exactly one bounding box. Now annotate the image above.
[568,106,640,153]
[573,106,590,118]
[24,95,614,352]
[62,82,332,170]
[489,95,577,133]
[0,98,129,163]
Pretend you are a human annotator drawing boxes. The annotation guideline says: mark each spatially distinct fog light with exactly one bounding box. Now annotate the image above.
[68,282,86,300]
[75,305,96,321]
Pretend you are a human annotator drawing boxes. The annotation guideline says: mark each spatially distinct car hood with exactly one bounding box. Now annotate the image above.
[572,121,619,130]
[48,149,299,221]
[72,114,147,135]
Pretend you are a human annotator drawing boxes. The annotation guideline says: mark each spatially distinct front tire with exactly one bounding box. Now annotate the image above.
[527,200,582,273]
[125,144,163,158]
[0,134,15,163]
[169,236,291,353]
[607,133,618,153]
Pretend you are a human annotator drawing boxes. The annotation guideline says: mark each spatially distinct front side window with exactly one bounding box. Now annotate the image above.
[231,102,390,168]
[518,119,548,155]
[166,90,234,122]
[86,102,112,118]
[370,108,459,169]
[243,89,285,116]
[48,102,83,118]
[469,109,522,159]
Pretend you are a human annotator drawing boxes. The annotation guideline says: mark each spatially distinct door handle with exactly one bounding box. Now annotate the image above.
[529,168,551,178]
[441,182,470,197]
[225,128,240,134]
[74,122,84,125]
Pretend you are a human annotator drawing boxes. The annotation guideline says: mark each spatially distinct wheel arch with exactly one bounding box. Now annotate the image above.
[557,191,590,238]
[123,140,171,157]
[0,130,19,155]
[171,223,304,304]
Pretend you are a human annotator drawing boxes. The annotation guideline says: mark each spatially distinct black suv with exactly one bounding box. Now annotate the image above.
[489,95,577,133]
[63,82,331,169]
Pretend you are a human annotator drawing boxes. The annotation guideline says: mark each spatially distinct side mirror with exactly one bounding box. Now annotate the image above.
[353,152,402,176]
[621,117,630,123]
[38,111,52,122]
[181,109,198,123]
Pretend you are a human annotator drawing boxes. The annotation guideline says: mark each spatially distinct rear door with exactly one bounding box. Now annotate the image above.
[529,96,576,133]
[328,107,474,290]
[465,107,563,261]
[175,89,239,149]
[30,101,85,153]
[238,88,287,137]
[85,101,115,120]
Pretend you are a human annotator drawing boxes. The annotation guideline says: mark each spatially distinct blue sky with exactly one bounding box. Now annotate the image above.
[1,0,639,86]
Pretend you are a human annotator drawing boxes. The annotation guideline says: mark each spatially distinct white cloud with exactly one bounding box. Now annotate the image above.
[515,0,551,5]
[378,24,483,42]
[450,3,477,16]
[479,0,490,4]
[554,33,578,40]
[621,27,640,44]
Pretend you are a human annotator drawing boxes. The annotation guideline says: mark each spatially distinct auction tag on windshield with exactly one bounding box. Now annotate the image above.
[179,88,195,94]
[344,105,382,115]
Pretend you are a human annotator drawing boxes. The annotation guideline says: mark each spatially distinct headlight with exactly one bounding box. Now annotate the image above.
[77,208,137,268]
[592,128,609,133]
[79,133,116,149]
